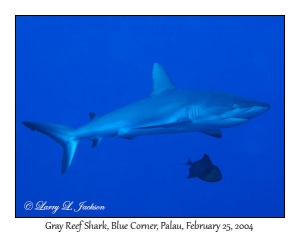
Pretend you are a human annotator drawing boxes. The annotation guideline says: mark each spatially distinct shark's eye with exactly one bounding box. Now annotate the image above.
[232,104,238,109]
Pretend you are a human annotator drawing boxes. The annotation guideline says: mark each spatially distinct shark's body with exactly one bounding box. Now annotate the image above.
[22,63,270,173]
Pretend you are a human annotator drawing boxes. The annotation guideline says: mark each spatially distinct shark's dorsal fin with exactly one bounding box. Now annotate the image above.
[150,63,176,96]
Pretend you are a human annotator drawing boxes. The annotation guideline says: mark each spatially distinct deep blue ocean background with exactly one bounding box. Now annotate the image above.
[16,16,284,217]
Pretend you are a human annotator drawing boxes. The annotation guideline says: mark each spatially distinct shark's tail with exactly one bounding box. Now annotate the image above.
[22,121,79,174]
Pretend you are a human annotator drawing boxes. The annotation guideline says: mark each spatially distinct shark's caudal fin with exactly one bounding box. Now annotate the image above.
[22,121,78,174]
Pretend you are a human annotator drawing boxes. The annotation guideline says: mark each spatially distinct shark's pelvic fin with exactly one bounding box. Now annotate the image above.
[150,63,176,96]
[22,121,78,174]
[200,129,222,138]
[115,128,136,140]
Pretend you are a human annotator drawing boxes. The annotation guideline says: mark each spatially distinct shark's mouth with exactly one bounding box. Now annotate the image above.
[222,117,250,121]
[232,117,250,120]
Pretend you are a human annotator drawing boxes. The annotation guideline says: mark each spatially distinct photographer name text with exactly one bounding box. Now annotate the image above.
[24,201,105,214]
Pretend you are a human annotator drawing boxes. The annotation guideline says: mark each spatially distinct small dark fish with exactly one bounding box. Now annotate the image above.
[185,154,222,182]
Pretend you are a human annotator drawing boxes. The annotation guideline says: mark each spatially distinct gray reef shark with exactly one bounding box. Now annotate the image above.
[22,63,270,174]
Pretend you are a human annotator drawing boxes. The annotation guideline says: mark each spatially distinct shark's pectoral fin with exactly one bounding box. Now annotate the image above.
[91,137,103,148]
[200,129,222,138]
[150,63,176,97]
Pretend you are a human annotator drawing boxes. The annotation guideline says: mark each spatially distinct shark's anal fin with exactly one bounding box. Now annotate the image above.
[200,129,222,138]
[150,63,176,96]
[91,137,103,148]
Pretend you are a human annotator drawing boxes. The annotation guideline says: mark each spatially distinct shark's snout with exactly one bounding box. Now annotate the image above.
[219,101,270,127]
[262,102,271,111]
[248,102,270,118]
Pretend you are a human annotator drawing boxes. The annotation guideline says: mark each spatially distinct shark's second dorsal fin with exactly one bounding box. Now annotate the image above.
[90,112,97,120]
[90,112,101,120]
[150,63,176,96]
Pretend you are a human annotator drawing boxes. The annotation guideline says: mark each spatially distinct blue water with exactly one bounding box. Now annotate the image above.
[16,16,284,217]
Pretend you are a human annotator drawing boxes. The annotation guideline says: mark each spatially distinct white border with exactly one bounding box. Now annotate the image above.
[1,0,298,232]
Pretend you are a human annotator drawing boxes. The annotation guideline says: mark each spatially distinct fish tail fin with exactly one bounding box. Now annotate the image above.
[184,157,193,166]
[175,157,192,166]
[22,121,79,174]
